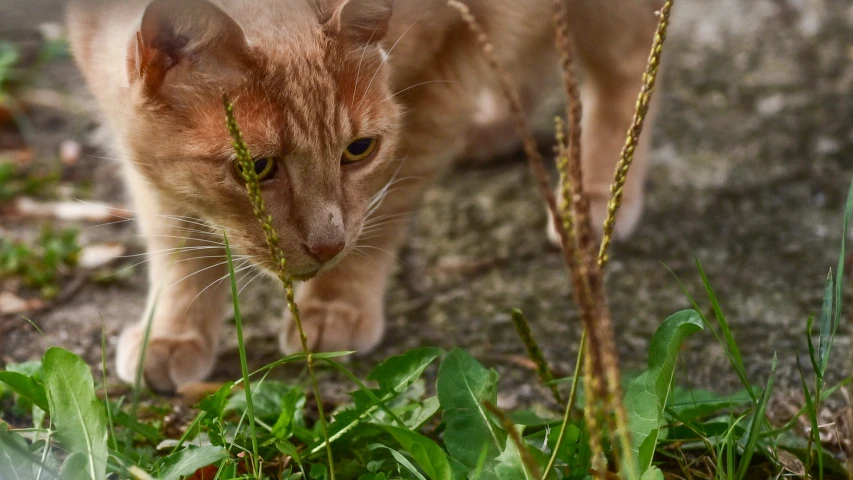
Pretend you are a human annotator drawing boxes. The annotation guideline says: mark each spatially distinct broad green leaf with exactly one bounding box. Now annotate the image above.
[545,422,591,479]
[42,348,108,480]
[0,427,40,480]
[667,387,752,421]
[311,349,441,455]
[382,425,455,480]
[228,380,300,421]
[0,372,48,412]
[370,444,428,480]
[368,348,443,395]
[271,388,307,440]
[625,310,704,476]
[437,348,505,479]
[494,427,535,480]
[158,446,229,480]
[640,466,664,480]
[405,396,440,430]
[59,453,91,480]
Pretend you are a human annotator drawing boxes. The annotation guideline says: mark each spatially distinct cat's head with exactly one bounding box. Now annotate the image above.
[123,0,400,278]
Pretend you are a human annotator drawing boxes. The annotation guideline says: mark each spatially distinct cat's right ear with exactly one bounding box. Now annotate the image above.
[130,0,250,98]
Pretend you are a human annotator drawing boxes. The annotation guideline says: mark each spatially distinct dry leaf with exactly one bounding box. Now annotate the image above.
[79,242,126,269]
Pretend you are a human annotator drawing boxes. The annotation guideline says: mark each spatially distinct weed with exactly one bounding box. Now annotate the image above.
[0,225,80,298]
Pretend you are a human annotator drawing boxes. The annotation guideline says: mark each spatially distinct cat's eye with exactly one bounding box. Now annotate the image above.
[234,157,278,181]
[342,138,378,164]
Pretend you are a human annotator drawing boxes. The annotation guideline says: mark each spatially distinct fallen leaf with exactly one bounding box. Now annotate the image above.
[11,198,129,222]
[79,243,126,269]
[0,291,42,315]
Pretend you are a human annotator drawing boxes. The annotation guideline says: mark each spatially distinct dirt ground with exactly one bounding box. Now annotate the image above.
[1,0,853,408]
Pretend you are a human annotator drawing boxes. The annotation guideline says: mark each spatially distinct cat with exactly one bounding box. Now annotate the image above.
[67,0,662,392]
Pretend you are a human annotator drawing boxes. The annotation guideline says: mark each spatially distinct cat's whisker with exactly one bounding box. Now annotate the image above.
[380,80,459,105]
[165,259,234,292]
[184,261,253,313]
[357,14,426,110]
[117,245,226,259]
[351,22,386,108]
[130,234,225,247]
[238,269,266,296]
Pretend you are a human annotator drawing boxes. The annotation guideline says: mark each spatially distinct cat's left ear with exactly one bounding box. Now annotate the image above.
[324,0,394,45]
[131,0,250,97]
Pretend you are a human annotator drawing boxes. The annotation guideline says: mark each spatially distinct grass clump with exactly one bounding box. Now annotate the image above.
[0,225,80,298]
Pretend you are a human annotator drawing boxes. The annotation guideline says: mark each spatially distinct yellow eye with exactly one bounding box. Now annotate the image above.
[342,138,378,164]
[235,157,277,181]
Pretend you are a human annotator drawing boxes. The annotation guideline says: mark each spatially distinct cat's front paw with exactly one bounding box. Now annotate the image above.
[546,194,644,247]
[280,298,385,355]
[116,324,216,393]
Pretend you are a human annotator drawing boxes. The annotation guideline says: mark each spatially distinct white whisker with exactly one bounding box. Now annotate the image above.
[357,14,426,110]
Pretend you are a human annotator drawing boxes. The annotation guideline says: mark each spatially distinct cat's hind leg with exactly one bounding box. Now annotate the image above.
[548,0,663,243]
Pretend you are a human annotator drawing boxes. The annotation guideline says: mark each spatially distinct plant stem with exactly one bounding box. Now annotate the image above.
[542,329,586,480]
[223,96,335,479]
[224,232,259,476]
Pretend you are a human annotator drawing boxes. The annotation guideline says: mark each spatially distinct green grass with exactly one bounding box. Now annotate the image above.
[0,177,851,479]
[0,224,80,298]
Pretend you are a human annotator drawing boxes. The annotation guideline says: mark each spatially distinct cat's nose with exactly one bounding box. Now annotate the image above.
[306,240,346,263]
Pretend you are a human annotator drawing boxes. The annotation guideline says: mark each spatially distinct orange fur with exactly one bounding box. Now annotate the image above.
[67,0,662,391]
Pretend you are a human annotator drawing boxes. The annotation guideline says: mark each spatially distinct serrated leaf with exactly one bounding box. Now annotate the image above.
[437,348,505,479]
[368,348,443,395]
[42,347,108,480]
[271,388,306,440]
[382,425,455,480]
[158,446,229,480]
[625,310,704,476]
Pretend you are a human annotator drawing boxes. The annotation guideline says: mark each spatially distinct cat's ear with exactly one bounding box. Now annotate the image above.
[130,0,249,96]
[325,0,394,45]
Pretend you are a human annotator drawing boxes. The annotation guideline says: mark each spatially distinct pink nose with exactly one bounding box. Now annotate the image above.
[306,240,345,263]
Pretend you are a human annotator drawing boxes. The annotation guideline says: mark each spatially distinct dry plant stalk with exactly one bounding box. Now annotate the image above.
[598,0,673,268]
[223,96,336,479]
[449,0,675,476]
[447,0,623,471]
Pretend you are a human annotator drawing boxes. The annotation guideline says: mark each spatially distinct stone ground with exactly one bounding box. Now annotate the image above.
[1,0,853,409]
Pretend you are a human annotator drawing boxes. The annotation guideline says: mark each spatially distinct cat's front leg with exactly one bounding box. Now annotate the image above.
[116,183,229,392]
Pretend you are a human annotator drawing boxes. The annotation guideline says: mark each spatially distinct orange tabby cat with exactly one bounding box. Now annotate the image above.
[67,0,661,392]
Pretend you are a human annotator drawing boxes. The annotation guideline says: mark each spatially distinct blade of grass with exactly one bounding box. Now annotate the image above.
[735,353,776,480]
[824,178,853,375]
[665,263,757,404]
[695,259,756,402]
[99,317,118,453]
[126,289,158,453]
[817,271,834,379]
[541,329,585,480]
[797,355,822,479]
[223,232,259,476]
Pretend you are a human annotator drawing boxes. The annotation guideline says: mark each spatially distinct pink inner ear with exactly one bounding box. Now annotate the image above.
[336,0,394,45]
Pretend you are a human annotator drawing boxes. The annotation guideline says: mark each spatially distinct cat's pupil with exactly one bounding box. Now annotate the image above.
[347,139,372,156]
[254,158,269,175]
